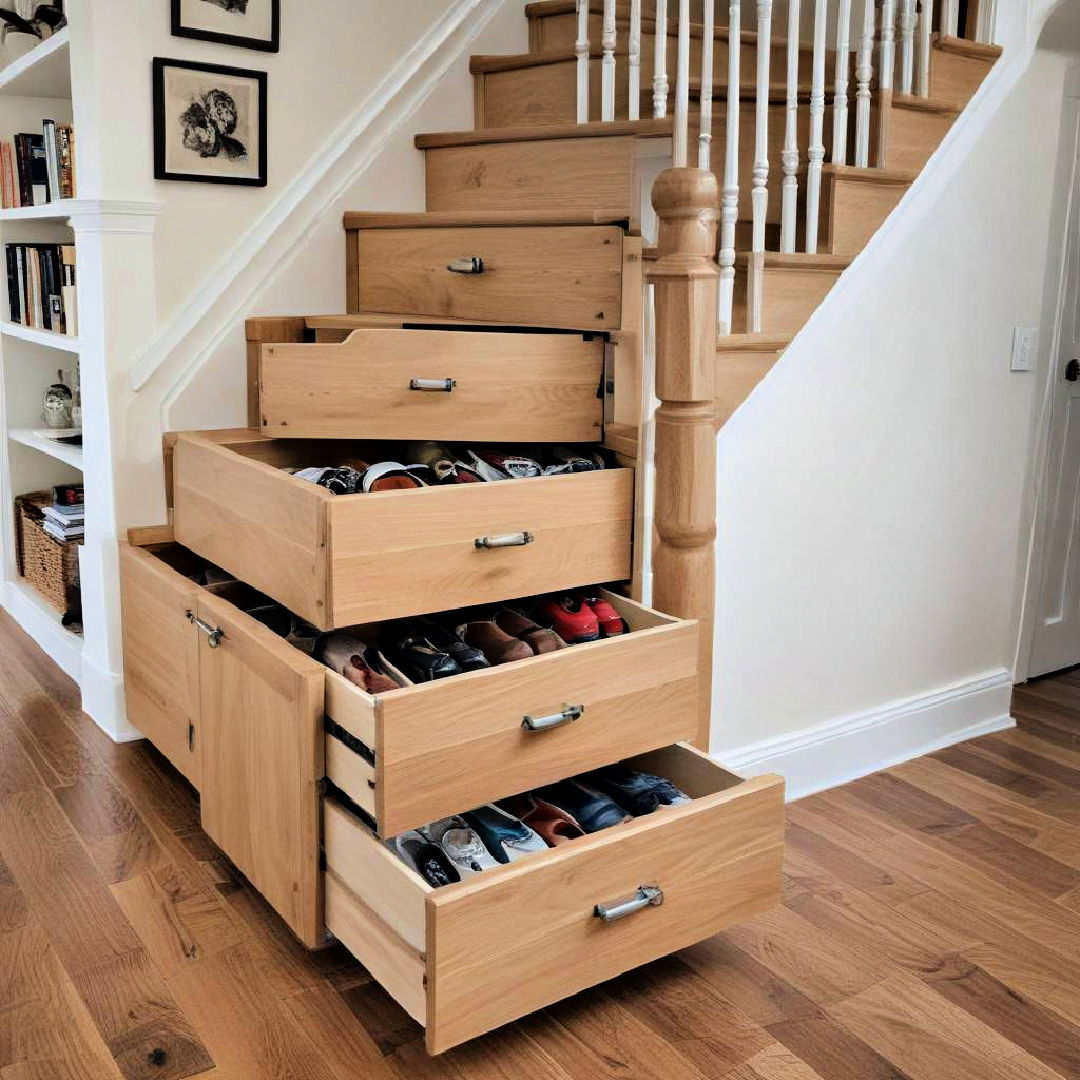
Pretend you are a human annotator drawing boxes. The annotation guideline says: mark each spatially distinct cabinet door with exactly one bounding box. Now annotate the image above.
[118,542,201,787]
[195,592,325,947]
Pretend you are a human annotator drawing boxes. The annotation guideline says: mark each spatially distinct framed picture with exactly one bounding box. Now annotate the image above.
[171,0,280,52]
[153,58,267,186]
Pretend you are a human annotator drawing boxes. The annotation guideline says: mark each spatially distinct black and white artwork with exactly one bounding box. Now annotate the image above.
[172,0,279,52]
[153,58,267,186]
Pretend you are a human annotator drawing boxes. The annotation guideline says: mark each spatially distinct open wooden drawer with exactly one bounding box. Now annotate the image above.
[323,590,698,836]
[170,431,633,630]
[259,327,607,443]
[323,743,785,1054]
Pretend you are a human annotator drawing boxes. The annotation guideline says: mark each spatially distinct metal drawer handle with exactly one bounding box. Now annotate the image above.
[447,256,484,275]
[409,377,457,393]
[522,704,584,733]
[475,531,534,549]
[186,610,224,649]
[594,885,664,923]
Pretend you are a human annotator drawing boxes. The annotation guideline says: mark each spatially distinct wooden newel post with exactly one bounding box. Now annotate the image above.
[650,167,720,751]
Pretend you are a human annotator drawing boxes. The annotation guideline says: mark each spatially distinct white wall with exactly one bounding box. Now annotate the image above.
[712,19,1076,783]
[72,0,464,326]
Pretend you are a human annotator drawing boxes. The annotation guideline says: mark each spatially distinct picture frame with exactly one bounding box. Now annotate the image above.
[171,0,280,53]
[153,57,268,187]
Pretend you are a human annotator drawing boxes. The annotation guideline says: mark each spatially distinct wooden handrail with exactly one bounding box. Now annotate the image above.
[650,167,720,749]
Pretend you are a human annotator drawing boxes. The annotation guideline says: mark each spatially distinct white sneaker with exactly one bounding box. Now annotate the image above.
[424,816,500,876]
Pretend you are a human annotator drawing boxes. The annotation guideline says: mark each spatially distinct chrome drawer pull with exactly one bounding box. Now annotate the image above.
[447,256,484,274]
[474,531,534,549]
[594,885,664,923]
[186,610,224,649]
[409,377,457,393]
[522,704,584,733]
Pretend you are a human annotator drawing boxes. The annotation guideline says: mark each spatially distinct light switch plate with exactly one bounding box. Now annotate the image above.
[1011,326,1039,372]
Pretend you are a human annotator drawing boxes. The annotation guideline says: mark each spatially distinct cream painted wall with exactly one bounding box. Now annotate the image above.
[71,0,462,326]
[162,0,528,430]
[712,42,1074,757]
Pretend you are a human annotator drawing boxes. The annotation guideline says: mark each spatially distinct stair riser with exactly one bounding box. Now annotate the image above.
[425,135,638,215]
[819,174,909,257]
[929,49,994,110]
[880,103,954,173]
[732,265,843,334]
[477,46,818,130]
[713,350,783,428]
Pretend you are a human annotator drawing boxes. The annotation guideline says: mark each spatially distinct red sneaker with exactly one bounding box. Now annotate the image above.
[535,595,600,644]
[577,590,629,637]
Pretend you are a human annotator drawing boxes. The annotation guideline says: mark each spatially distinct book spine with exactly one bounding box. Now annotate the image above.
[60,244,76,336]
[14,135,31,208]
[57,125,74,200]
[5,245,18,324]
[42,120,59,203]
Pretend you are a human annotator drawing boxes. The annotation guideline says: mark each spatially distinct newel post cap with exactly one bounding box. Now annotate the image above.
[651,168,719,258]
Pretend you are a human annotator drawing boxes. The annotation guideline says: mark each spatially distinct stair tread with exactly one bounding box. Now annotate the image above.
[416,117,673,149]
[716,331,793,352]
[935,33,1003,61]
[891,92,961,116]
[343,209,633,229]
[735,251,852,270]
[823,164,917,185]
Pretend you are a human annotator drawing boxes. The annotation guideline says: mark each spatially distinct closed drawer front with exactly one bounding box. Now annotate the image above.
[172,433,634,630]
[355,225,625,329]
[260,328,606,443]
[324,590,699,836]
[323,743,785,1054]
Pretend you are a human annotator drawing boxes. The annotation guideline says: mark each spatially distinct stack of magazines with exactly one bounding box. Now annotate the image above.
[42,483,83,543]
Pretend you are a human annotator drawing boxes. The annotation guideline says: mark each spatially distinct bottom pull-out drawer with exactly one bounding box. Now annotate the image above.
[323,744,784,1054]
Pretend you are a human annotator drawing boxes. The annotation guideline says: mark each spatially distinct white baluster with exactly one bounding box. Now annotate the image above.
[917,0,932,96]
[576,0,590,123]
[977,0,997,43]
[718,0,740,334]
[629,0,643,120]
[674,0,692,165]
[942,0,959,37]
[899,0,916,94]
[780,0,800,252]
[805,0,827,253]
[602,0,617,121]
[854,0,875,166]
[698,0,715,169]
[880,0,897,91]
[653,0,669,118]
[832,0,853,165]
[751,1,772,256]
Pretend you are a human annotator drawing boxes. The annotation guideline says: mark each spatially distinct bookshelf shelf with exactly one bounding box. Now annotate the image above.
[1,321,79,351]
[0,202,78,221]
[0,29,70,99]
[9,426,83,468]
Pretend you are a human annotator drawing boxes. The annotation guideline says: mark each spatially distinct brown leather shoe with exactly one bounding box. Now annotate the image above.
[458,620,533,665]
[495,608,564,655]
[499,793,584,847]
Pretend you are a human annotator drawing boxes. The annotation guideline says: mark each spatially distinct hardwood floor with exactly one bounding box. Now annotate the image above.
[3,612,1080,1080]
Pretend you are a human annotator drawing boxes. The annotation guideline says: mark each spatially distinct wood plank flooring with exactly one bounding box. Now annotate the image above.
[3,609,1080,1078]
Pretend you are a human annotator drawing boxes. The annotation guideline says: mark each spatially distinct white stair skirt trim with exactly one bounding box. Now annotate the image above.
[81,651,142,743]
[129,0,502,397]
[717,669,1014,801]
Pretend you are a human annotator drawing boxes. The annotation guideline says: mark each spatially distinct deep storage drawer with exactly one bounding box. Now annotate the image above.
[324,590,699,836]
[323,743,785,1054]
[259,327,606,443]
[352,224,626,329]
[171,431,634,630]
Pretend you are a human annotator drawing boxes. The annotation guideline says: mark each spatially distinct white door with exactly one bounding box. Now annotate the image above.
[1030,103,1080,677]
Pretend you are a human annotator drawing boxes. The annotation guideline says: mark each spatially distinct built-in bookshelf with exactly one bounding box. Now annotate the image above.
[0,27,82,672]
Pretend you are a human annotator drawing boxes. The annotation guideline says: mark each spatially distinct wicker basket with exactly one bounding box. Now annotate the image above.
[15,491,81,613]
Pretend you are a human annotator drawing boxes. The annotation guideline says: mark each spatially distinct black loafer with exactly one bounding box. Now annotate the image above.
[388,633,461,682]
[533,780,631,833]
[418,620,491,673]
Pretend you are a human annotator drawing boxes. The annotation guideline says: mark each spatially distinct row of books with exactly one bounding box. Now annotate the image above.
[5,243,77,335]
[0,123,76,209]
[43,483,84,543]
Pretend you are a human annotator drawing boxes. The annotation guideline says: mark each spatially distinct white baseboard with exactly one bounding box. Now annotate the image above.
[80,652,142,743]
[717,669,1016,802]
[3,578,82,682]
